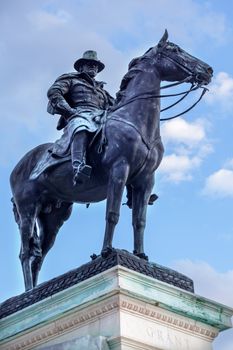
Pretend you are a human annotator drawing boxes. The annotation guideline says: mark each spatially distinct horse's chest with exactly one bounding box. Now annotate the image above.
[132,140,164,180]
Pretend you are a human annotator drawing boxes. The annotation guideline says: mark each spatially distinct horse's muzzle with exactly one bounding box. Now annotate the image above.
[196,66,213,85]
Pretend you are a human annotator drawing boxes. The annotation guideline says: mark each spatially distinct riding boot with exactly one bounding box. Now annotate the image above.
[71,131,92,185]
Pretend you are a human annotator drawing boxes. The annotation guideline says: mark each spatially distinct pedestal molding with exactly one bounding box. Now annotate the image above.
[2,299,120,350]
[120,300,217,340]
[1,295,219,350]
[109,336,161,350]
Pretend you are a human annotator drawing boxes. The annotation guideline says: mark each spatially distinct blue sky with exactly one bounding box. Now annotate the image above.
[1,0,233,348]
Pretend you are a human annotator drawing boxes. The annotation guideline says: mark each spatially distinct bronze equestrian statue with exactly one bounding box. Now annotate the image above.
[10,31,213,291]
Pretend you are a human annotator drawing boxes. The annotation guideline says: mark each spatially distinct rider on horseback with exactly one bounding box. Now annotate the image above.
[47,50,114,184]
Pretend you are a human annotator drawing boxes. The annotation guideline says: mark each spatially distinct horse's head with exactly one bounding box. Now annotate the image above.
[154,30,213,86]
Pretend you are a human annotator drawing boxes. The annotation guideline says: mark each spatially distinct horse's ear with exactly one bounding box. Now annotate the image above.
[158,29,168,48]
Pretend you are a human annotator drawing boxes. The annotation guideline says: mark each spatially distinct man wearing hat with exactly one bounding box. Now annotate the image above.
[47,50,114,184]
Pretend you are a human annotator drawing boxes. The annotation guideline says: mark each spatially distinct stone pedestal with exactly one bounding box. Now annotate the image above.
[0,253,232,350]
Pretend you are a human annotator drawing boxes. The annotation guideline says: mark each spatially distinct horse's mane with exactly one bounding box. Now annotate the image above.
[115,47,154,103]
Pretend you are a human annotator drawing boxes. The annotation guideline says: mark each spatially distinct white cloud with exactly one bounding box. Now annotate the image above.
[172,259,233,307]
[205,72,233,109]
[159,154,201,182]
[193,7,229,44]
[159,118,212,183]
[127,0,229,48]
[27,10,72,30]
[203,169,233,198]
[162,118,206,146]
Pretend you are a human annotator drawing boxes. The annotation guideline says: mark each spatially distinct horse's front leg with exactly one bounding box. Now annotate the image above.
[132,175,155,260]
[101,161,129,256]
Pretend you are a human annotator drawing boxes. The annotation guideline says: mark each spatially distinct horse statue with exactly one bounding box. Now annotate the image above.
[10,31,213,291]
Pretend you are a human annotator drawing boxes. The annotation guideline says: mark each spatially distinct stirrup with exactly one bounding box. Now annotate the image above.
[73,163,92,185]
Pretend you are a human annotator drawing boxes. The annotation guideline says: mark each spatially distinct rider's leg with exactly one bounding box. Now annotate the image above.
[71,130,92,184]
[71,130,88,167]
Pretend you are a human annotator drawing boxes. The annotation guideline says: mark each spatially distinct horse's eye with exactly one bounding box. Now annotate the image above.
[172,46,179,53]
[167,44,178,53]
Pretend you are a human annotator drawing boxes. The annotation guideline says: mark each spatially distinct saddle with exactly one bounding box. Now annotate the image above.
[29,127,106,181]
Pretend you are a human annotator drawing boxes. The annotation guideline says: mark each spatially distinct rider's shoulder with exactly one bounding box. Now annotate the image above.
[54,72,81,83]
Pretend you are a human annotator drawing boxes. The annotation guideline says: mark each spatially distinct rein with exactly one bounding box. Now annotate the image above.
[109,45,209,121]
[160,87,207,121]
[109,81,207,121]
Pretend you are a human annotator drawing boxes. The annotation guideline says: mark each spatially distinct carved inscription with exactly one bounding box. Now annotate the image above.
[147,326,191,349]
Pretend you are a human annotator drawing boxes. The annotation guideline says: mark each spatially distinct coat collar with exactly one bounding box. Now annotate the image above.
[55,72,105,88]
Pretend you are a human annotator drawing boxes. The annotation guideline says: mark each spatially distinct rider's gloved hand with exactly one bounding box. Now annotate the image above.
[65,108,78,120]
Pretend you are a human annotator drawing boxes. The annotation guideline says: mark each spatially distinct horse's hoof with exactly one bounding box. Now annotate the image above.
[25,285,34,292]
[148,193,158,205]
[101,247,113,258]
[133,251,149,261]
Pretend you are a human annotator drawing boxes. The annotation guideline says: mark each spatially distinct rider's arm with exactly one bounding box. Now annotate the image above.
[47,78,76,119]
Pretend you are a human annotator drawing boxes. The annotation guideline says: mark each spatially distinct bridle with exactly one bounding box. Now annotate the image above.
[159,47,208,120]
[109,44,209,121]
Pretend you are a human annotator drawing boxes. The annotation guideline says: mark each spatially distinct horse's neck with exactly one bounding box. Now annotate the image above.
[121,70,161,142]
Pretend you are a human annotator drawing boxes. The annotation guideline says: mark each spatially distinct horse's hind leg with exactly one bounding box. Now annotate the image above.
[132,175,154,259]
[33,202,73,285]
[102,162,129,256]
[17,201,39,291]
